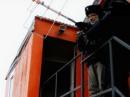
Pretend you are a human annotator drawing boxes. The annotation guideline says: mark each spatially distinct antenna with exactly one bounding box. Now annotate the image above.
[33,0,77,23]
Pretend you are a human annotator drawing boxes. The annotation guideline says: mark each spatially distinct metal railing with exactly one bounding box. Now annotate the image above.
[41,45,82,97]
[81,36,130,97]
[41,36,130,97]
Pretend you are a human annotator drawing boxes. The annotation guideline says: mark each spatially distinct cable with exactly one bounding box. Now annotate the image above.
[23,2,39,28]
[43,0,70,39]
[27,1,33,11]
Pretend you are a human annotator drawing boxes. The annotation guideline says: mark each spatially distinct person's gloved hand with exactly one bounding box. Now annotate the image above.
[77,31,89,52]
[75,22,89,31]
[75,22,87,28]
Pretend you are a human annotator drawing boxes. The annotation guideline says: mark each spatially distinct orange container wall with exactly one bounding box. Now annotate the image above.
[12,32,43,97]
[5,32,43,97]
[5,17,79,97]
[13,34,35,97]
[5,34,34,97]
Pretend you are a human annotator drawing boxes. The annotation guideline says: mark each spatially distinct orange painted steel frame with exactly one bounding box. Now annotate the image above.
[5,16,89,97]
[34,17,89,97]
[75,52,89,97]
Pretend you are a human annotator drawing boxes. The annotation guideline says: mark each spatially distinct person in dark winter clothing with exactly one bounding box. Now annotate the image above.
[85,1,130,96]
[76,0,130,96]
[76,4,107,97]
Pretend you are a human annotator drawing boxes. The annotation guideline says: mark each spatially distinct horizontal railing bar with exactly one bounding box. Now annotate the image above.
[43,53,81,85]
[91,88,112,97]
[60,85,81,97]
[114,87,125,97]
[113,36,130,50]
[81,36,130,63]
[81,37,112,63]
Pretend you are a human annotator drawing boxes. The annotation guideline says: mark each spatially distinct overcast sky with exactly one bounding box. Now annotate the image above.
[0,0,94,97]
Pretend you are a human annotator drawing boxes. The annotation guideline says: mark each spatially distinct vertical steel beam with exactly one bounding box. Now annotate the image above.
[70,47,76,97]
[109,41,115,97]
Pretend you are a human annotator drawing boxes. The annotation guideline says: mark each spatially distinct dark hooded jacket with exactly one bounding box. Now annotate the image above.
[77,1,130,64]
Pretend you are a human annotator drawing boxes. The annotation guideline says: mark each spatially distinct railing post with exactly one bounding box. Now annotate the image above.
[70,47,76,97]
[55,73,58,97]
[108,41,115,97]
